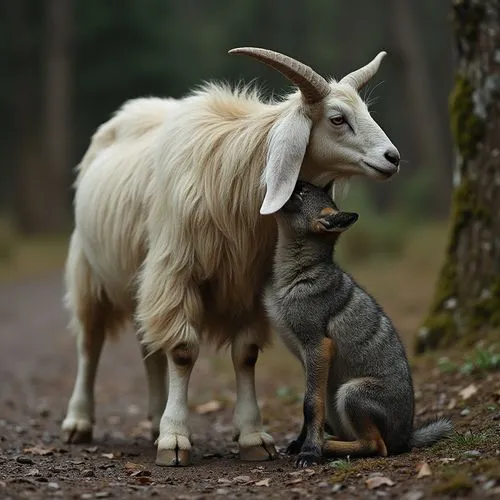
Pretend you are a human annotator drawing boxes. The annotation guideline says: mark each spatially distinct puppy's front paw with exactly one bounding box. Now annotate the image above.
[286,439,303,455]
[296,451,322,468]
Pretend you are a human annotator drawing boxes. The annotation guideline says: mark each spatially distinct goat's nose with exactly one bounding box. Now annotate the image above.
[384,149,400,167]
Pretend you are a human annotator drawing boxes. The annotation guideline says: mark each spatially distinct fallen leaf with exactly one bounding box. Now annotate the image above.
[255,478,271,487]
[232,475,251,483]
[416,461,432,478]
[440,457,456,464]
[447,398,456,410]
[286,478,303,485]
[195,400,223,415]
[123,462,144,474]
[459,383,478,400]
[365,475,395,489]
[23,445,55,456]
[101,453,114,459]
[131,470,151,478]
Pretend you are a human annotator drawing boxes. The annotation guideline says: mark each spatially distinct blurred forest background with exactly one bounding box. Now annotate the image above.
[0,0,454,268]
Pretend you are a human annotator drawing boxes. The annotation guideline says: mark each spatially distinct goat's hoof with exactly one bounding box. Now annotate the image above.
[296,451,321,468]
[286,439,303,455]
[61,418,93,444]
[240,442,277,462]
[156,448,191,466]
[151,428,160,444]
[155,434,191,466]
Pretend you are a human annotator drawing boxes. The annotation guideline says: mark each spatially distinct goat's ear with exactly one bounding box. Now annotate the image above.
[323,180,334,195]
[260,108,312,215]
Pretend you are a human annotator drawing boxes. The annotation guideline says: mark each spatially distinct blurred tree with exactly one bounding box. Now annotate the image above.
[389,0,451,215]
[417,0,500,352]
[43,0,73,232]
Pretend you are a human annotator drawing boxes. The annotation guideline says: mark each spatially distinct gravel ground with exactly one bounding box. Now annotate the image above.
[1,272,499,499]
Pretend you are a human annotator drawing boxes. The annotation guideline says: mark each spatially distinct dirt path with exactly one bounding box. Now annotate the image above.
[1,272,499,499]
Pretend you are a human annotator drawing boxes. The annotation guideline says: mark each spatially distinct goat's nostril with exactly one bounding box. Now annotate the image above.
[384,150,400,167]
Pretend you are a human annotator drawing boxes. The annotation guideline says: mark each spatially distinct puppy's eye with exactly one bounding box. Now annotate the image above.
[293,191,304,202]
[329,115,345,126]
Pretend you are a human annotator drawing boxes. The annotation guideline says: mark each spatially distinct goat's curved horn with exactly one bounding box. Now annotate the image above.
[339,51,387,90]
[229,47,330,104]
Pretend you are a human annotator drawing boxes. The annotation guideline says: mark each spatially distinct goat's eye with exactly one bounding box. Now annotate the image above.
[329,115,346,126]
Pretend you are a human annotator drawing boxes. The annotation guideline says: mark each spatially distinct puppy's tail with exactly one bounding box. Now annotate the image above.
[410,417,453,448]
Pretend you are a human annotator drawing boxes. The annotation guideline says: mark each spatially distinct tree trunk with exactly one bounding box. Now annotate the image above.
[416,0,500,352]
[14,0,72,234]
[42,0,73,232]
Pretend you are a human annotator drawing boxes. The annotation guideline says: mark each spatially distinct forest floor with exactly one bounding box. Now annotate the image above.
[1,224,499,499]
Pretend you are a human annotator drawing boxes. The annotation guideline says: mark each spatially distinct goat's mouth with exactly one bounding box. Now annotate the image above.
[362,161,396,179]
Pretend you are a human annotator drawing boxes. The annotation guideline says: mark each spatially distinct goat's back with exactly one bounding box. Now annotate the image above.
[72,97,177,310]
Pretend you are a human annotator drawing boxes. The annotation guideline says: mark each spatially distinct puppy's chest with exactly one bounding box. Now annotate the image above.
[264,284,331,341]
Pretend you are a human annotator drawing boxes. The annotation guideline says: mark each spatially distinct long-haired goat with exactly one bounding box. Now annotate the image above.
[62,48,400,466]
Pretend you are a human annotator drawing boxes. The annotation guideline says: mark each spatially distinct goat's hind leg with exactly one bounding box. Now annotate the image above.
[62,234,110,444]
[323,378,388,458]
[232,331,277,461]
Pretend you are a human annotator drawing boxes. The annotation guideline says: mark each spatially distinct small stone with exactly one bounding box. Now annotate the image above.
[464,450,481,458]
[80,494,92,500]
[492,413,500,421]
[82,469,94,477]
[460,408,470,416]
[95,493,112,498]
[484,480,497,490]
[318,481,329,487]
[403,490,424,500]
[16,456,34,465]
[331,484,344,493]
[47,482,59,489]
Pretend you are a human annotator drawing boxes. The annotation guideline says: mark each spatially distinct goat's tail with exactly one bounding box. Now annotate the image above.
[410,418,453,449]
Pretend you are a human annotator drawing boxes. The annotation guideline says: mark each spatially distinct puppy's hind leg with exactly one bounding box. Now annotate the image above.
[323,378,388,458]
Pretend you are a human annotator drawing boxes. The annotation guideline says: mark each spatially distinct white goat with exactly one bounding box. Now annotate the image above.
[61,48,400,466]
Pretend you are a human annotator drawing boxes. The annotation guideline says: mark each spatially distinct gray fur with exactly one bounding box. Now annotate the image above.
[264,180,452,465]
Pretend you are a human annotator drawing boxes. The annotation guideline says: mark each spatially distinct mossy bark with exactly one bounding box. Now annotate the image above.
[416,0,500,353]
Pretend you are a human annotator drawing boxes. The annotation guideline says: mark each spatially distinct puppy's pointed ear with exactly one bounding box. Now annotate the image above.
[314,211,358,233]
[323,180,334,195]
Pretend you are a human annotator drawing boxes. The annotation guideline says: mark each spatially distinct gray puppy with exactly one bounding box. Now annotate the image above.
[264,180,452,467]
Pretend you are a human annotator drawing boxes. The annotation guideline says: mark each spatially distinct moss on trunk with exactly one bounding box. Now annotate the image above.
[416,0,499,353]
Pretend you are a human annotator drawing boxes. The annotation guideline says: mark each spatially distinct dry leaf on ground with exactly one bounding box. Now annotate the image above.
[195,400,223,415]
[365,475,395,489]
[23,446,55,456]
[459,383,478,400]
[416,461,432,478]
[255,478,271,487]
[101,453,115,459]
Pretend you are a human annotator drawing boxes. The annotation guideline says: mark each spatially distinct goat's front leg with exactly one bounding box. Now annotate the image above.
[155,341,199,466]
[140,345,167,442]
[232,332,277,461]
[296,336,334,467]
